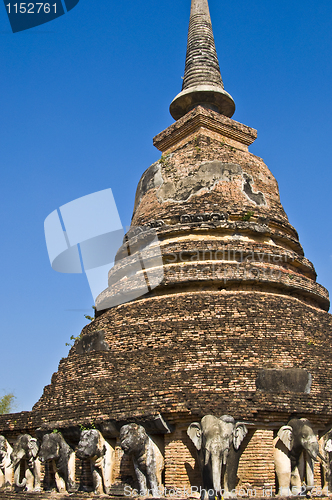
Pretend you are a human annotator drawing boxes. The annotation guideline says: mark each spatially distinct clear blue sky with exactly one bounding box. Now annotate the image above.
[1,0,332,412]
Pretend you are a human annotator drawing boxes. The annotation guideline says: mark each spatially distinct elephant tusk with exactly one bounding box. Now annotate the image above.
[317,452,327,463]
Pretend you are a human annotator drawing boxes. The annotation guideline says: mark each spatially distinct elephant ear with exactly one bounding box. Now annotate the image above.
[28,438,39,458]
[277,426,293,451]
[325,439,332,453]
[187,423,202,451]
[233,423,248,450]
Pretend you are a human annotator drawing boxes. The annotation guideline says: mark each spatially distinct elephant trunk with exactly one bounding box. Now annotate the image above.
[211,454,222,496]
[14,462,27,489]
[304,438,319,461]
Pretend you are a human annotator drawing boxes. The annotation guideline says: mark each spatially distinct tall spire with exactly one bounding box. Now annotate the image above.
[170,0,235,121]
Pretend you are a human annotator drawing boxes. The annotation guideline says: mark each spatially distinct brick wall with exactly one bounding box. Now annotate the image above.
[237,430,275,493]
[164,422,200,492]
[23,291,332,428]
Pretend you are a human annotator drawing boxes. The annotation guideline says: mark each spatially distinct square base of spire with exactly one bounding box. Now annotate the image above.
[153,106,257,154]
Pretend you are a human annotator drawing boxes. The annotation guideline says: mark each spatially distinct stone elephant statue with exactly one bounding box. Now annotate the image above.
[10,434,41,492]
[119,423,164,497]
[319,428,332,495]
[0,435,13,491]
[38,432,76,493]
[76,429,115,495]
[187,415,248,499]
[274,418,324,496]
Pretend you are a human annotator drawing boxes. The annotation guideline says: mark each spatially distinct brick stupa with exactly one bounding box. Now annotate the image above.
[1,0,332,496]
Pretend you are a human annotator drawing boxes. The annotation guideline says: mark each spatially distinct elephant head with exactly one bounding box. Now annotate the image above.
[10,434,39,489]
[119,423,149,458]
[76,429,106,460]
[39,433,64,467]
[278,418,322,461]
[188,415,248,498]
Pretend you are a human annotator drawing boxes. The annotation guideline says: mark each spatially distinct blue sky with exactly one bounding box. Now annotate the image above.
[1,0,332,412]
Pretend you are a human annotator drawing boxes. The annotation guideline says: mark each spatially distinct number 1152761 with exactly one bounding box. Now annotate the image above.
[6,3,57,14]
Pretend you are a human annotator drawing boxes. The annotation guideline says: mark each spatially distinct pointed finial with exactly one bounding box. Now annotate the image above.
[170,0,235,121]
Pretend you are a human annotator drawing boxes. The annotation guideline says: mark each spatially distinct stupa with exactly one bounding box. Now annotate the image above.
[1,0,332,497]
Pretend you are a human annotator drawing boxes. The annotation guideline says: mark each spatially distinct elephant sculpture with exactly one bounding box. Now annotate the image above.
[187,415,248,499]
[0,435,13,491]
[274,418,324,496]
[10,434,41,492]
[76,429,115,495]
[38,432,76,493]
[119,423,164,497]
[319,428,332,495]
